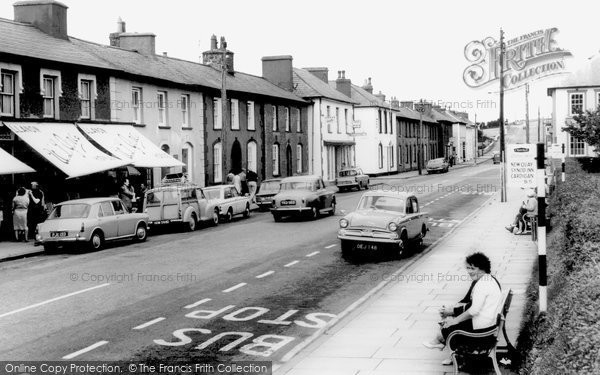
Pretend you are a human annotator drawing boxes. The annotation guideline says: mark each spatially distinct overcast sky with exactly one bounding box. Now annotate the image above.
[2,0,598,122]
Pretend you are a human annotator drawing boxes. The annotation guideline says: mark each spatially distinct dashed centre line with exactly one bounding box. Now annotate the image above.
[284,261,299,267]
[256,271,275,279]
[62,341,109,359]
[306,251,320,257]
[222,283,247,293]
[133,317,165,330]
[184,298,211,309]
[325,244,336,249]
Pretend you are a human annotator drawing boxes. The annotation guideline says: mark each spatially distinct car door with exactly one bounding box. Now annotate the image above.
[98,201,118,239]
[162,189,180,222]
[229,186,244,214]
[196,188,208,220]
[357,169,366,185]
[408,197,421,238]
[113,199,135,237]
[317,179,330,209]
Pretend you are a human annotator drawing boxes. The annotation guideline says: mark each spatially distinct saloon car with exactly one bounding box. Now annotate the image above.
[271,175,336,221]
[203,184,252,222]
[426,158,449,174]
[255,178,282,211]
[36,197,149,251]
[337,192,428,257]
[492,153,501,164]
[336,168,369,191]
[144,183,219,231]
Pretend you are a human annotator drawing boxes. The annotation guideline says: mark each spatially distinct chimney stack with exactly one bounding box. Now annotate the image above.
[362,77,373,94]
[400,101,414,110]
[375,90,386,103]
[334,69,352,98]
[391,96,400,110]
[14,0,69,40]
[202,35,235,74]
[303,67,329,83]
[262,55,294,92]
[109,17,125,46]
[117,32,156,55]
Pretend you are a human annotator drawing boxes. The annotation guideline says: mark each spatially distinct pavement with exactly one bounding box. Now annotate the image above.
[275,184,538,375]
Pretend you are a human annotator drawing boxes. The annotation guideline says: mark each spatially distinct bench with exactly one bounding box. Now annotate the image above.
[446,289,514,375]
[523,213,538,241]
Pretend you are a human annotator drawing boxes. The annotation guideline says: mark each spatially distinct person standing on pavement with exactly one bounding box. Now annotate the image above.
[137,183,147,212]
[13,187,38,242]
[27,181,45,239]
[423,252,502,364]
[119,178,135,213]
[239,169,248,195]
[246,169,258,203]
[233,173,242,195]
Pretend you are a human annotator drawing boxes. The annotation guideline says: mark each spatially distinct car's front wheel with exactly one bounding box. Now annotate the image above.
[135,224,147,242]
[222,208,233,223]
[186,213,197,231]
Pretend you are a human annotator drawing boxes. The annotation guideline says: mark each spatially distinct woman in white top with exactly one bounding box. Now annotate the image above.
[424,252,503,353]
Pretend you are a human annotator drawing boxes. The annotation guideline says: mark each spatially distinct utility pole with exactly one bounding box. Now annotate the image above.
[415,99,425,175]
[499,29,507,203]
[525,83,530,143]
[538,107,541,143]
[474,113,478,165]
[220,37,228,177]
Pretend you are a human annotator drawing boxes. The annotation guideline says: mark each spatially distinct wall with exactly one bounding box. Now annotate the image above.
[353,106,397,175]
[552,88,598,157]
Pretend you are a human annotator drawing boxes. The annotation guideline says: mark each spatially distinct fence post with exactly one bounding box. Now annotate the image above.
[537,143,547,314]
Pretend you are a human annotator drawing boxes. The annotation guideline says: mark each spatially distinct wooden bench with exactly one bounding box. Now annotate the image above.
[446,289,514,375]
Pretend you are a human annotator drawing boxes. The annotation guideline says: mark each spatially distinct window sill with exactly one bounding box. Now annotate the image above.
[133,123,146,128]
[158,125,171,130]
[181,126,193,130]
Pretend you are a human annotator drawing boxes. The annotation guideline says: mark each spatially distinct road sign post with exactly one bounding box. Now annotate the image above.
[414,100,425,175]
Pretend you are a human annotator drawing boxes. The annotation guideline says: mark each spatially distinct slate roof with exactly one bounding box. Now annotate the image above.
[293,68,357,104]
[395,106,438,123]
[547,53,600,93]
[430,107,461,123]
[0,17,307,103]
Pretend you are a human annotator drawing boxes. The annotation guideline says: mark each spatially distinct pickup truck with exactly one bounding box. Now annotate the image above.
[337,191,428,258]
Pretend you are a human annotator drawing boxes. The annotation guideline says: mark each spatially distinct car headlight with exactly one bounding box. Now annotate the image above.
[339,218,349,228]
[388,222,398,231]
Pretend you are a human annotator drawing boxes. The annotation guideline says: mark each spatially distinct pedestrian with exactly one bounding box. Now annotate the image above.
[27,181,46,239]
[505,189,537,234]
[118,178,135,212]
[13,187,38,242]
[423,252,502,365]
[239,169,248,195]
[246,169,258,203]
[226,172,235,185]
[233,173,242,195]
[137,183,147,212]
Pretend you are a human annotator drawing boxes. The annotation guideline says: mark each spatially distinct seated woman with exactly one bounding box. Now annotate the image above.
[423,252,503,364]
[506,189,537,234]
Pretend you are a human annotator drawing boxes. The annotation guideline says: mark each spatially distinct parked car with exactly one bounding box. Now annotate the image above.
[426,158,449,174]
[36,197,148,251]
[337,192,428,257]
[255,178,282,211]
[492,153,501,164]
[144,183,219,231]
[203,184,251,222]
[271,175,336,221]
[336,168,369,191]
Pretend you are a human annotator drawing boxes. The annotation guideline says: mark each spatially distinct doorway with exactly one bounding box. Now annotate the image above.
[286,144,293,176]
[231,139,242,174]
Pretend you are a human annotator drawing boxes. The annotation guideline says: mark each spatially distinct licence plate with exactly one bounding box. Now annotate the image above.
[281,200,296,206]
[152,220,171,224]
[355,243,378,251]
[50,231,68,238]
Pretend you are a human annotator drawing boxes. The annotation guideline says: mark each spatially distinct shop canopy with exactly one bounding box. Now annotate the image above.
[77,123,184,168]
[0,146,35,175]
[3,122,129,179]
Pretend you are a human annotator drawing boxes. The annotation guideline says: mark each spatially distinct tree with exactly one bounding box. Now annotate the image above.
[563,107,600,153]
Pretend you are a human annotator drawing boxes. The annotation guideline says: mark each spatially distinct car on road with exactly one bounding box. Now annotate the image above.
[255,178,282,211]
[144,183,219,231]
[492,153,501,164]
[426,158,449,174]
[203,184,251,222]
[271,175,336,221]
[36,197,148,251]
[336,168,369,191]
[337,191,428,257]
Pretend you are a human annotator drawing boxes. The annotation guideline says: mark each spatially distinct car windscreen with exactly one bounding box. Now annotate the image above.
[146,191,163,206]
[357,196,405,213]
[48,204,90,219]
[259,181,281,194]
[203,189,221,200]
[339,170,357,177]
[280,181,316,191]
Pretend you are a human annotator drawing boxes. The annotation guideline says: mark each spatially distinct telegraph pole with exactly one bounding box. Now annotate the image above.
[415,99,425,175]
[474,113,478,165]
[499,29,507,202]
[220,37,228,176]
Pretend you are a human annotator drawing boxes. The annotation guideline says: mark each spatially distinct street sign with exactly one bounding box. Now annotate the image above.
[352,120,361,129]
[506,144,536,188]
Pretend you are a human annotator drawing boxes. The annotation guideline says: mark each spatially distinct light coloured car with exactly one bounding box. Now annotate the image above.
[203,184,251,222]
[426,158,449,174]
[337,192,428,257]
[336,168,369,191]
[36,197,148,251]
[271,175,336,221]
[144,182,219,231]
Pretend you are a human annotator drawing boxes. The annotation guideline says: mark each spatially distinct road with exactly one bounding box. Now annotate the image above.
[0,159,500,369]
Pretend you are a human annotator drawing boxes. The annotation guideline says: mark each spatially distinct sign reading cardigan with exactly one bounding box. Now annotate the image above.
[77,124,184,168]
[463,28,572,89]
[3,122,127,178]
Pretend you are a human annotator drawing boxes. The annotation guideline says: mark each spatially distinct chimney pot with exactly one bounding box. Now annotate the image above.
[14,0,69,40]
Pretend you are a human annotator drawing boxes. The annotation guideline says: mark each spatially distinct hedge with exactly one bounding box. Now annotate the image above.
[519,158,600,375]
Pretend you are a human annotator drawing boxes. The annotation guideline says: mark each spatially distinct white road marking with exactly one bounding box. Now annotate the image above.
[306,251,320,257]
[184,298,211,309]
[284,260,299,267]
[0,283,110,319]
[62,341,109,359]
[222,283,247,293]
[256,271,275,279]
[133,317,165,330]
[325,244,336,249]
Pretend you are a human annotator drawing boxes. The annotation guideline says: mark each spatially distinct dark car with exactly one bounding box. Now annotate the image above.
[255,178,282,211]
[271,175,336,221]
[426,158,449,174]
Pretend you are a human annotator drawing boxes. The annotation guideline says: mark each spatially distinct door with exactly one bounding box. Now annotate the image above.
[286,144,293,177]
[98,201,118,239]
[113,199,136,236]
[406,197,420,238]
[229,186,244,214]
[161,189,180,221]
[231,139,242,174]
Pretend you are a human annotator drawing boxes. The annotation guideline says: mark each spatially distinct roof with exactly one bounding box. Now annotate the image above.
[547,54,600,93]
[293,68,357,104]
[361,191,414,199]
[56,197,118,205]
[395,106,438,123]
[280,175,321,182]
[203,184,235,190]
[344,83,385,107]
[430,107,460,123]
[0,17,307,103]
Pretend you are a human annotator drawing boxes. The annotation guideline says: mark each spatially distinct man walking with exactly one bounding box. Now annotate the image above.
[27,182,45,239]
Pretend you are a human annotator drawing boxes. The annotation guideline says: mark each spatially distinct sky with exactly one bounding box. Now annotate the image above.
[1,0,598,122]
